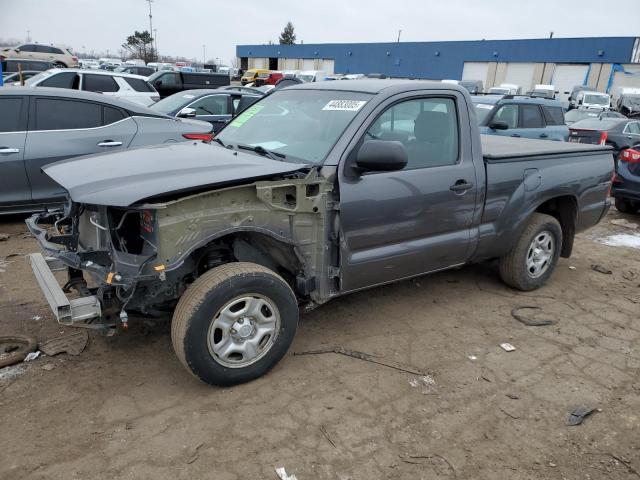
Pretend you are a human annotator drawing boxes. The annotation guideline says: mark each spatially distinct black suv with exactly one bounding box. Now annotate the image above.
[148,71,231,99]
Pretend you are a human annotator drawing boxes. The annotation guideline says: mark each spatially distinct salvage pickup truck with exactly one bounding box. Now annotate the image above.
[26,81,614,386]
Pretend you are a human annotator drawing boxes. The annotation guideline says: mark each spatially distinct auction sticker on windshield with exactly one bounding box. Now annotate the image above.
[229,104,265,128]
[322,100,367,111]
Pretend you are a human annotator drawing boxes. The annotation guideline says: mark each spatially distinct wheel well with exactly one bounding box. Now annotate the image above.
[535,196,577,258]
[190,232,304,293]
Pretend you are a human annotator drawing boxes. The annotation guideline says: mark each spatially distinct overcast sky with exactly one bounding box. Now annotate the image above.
[1,0,638,64]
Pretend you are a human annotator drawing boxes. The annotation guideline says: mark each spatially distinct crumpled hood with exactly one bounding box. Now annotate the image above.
[43,142,308,207]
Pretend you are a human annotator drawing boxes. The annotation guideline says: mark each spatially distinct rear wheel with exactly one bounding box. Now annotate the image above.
[171,262,298,386]
[615,198,639,215]
[499,213,562,291]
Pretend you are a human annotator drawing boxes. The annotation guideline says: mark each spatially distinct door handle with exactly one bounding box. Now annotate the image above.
[0,147,20,154]
[450,180,474,193]
[539,133,549,138]
[511,134,521,137]
[97,141,123,147]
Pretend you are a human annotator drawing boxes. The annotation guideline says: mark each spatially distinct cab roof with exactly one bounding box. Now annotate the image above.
[287,79,468,95]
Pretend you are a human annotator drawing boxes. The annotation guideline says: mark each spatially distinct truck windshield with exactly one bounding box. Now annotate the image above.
[216,89,372,164]
[584,94,609,106]
[473,103,495,123]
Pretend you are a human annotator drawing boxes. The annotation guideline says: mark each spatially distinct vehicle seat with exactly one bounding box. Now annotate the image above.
[405,111,449,168]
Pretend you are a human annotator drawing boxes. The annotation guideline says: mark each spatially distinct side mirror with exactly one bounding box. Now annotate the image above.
[355,140,407,172]
[489,120,509,130]
[14,48,20,53]
[177,107,196,118]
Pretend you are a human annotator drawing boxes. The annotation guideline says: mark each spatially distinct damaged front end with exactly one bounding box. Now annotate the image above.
[26,199,165,331]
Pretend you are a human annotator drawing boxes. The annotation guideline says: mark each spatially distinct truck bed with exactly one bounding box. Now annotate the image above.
[481,135,611,161]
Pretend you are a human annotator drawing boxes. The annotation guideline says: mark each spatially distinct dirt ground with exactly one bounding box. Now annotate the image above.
[1,208,639,480]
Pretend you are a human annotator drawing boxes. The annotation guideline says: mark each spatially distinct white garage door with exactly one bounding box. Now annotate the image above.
[462,62,489,84]
[283,58,298,70]
[301,59,315,70]
[251,58,266,69]
[551,64,589,102]
[320,59,335,74]
[610,64,640,92]
[504,63,536,92]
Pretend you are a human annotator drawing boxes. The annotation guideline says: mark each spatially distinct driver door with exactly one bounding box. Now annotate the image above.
[338,93,480,292]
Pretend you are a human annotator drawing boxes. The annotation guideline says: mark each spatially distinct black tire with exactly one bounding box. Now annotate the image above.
[499,213,562,291]
[615,197,639,215]
[171,262,298,386]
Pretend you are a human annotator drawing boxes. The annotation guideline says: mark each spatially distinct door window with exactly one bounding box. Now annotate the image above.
[104,106,127,125]
[492,104,518,128]
[35,98,102,130]
[83,74,119,93]
[0,98,24,132]
[160,73,180,85]
[519,105,544,128]
[626,122,640,135]
[18,44,37,52]
[123,77,155,92]
[190,95,229,115]
[39,72,79,89]
[365,97,459,169]
[542,106,564,126]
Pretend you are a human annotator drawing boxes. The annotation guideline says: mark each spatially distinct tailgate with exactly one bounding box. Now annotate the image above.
[568,128,603,145]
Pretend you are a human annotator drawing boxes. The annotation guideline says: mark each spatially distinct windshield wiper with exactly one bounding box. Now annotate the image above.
[212,137,226,147]
[237,144,286,162]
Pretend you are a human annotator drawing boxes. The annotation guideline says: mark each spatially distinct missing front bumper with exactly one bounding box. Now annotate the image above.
[27,253,102,326]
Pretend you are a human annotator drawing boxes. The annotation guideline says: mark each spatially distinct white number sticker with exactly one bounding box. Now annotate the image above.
[322,100,367,111]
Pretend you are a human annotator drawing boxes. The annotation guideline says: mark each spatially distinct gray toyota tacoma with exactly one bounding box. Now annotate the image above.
[26,81,614,386]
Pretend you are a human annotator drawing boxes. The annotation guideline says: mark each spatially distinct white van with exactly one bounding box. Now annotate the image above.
[531,84,556,99]
[488,83,521,95]
[297,70,327,82]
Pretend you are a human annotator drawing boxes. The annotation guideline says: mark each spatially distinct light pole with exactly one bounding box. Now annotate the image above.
[154,28,158,59]
[26,30,30,42]
[202,45,206,66]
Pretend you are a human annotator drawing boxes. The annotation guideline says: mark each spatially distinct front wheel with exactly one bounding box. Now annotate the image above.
[171,262,299,386]
[499,213,562,291]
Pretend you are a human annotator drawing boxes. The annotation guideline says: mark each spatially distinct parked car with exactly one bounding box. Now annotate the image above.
[2,71,42,84]
[569,118,640,159]
[0,43,78,68]
[471,95,568,141]
[298,70,328,83]
[148,71,230,99]
[115,65,155,77]
[79,59,100,70]
[240,69,269,85]
[1,58,54,77]
[459,80,483,94]
[612,146,640,214]
[150,89,262,132]
[615,92,640,118]
[574,91,610,110]
[0,88,212,214]
[25,80,613,386]
[25,69,159,106]
[530,84,556,99]
[568,85,591,109]
[565,109,626,126]
[254,71,283,86]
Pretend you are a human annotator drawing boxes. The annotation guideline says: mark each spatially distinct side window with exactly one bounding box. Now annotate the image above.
[235,96,260,113]
[161,73,180,85]
[542,106,564,126]
[627,122,640,135]
[365,97,459,169]
[83,74,119,93]
[40,72,79,89]
[0,98,24,132]
[191,95,229,115]
[519,105,544,128]
[19,44,36,52]
[123,77,155,92]
[492,104,518,128]
[51,47,64,55]
[35,98,102,130]
[103,106,127,125]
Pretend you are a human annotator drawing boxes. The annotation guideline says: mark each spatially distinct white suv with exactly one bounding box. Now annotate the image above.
[1,43,78,68]
[24,69,160,106]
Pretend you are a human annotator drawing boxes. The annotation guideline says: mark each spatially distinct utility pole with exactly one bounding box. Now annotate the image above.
[397,29,402,43]
[154,28,158,58]
[202,45,206,66]
[146,0,154,36]
[26,30,30,42]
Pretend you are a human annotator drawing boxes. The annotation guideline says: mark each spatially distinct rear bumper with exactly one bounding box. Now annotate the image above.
[612,187,640,201]
[26,252,101,326]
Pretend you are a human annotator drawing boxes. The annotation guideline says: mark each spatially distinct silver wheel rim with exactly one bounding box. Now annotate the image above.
[207,294,280,368]
[526,231,554,278]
